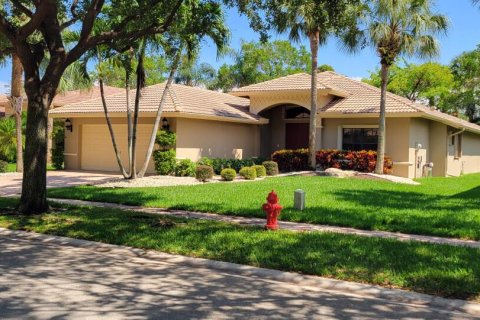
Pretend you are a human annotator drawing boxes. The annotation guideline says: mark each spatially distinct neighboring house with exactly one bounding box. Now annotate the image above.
[50,71,480,178]
[0,95,8,118]
[1,86,124,116]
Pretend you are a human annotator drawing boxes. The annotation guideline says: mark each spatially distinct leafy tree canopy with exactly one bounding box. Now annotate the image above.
[213,40,311,92]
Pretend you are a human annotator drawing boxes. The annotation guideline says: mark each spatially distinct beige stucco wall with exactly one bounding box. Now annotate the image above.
[461,131,480,174]
[175,118,260,161]
[247,91,331,115]
[408,118,430,179]
[428,122,447,177]
[321,117,412,177]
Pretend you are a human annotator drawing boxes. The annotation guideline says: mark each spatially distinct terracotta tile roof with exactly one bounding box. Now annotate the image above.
[0,106,4,117]
[317,71,480,134]
[50,83,265,124]
[52,86,124,107]
[232,73,335,93]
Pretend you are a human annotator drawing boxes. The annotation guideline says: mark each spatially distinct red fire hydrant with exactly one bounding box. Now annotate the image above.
[262,190,282,230]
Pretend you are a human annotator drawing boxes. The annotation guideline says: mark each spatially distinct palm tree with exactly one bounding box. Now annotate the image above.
[268,0,362,169]
[348,0,448,174]
[10,54,23,172]
[0,117,18,162]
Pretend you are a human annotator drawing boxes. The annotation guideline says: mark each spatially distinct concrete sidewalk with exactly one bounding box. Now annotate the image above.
[0,228,478,319]
[50,198,480,249]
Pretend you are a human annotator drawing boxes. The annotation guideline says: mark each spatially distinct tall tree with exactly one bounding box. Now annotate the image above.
[448,45,480,123]
[10,53,23,172]
[264,0,362,169]
[0,1,200,213]
[213,40,311,92]
[363,62,454,107]
[347,0,448,174]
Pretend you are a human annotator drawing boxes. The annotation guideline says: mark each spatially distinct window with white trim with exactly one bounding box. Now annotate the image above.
[342,128,379,151]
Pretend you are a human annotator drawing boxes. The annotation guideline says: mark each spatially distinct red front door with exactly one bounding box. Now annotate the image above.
[285,123,309,150]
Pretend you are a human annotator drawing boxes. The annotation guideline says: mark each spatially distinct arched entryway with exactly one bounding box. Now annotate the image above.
[258,104,310,158]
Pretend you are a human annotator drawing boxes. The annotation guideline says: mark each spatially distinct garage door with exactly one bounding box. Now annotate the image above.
[81,124,155,172]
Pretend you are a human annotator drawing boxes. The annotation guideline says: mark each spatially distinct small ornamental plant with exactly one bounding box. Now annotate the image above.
[239,167,257,180]
[195,165,214,182]
[252,165,267,178]
[262,161,279,176]
[175,159,196,177]
[221,168,236,181]
[0,160,7,173]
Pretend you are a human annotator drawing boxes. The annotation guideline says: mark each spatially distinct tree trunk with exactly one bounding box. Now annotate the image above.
[11,53,23,173]
[126,73,133,178]
[19,92,51,214]
[375,63,389,174]
[138,52,180,178]
[308,32,319,170]
[99,78,129,178]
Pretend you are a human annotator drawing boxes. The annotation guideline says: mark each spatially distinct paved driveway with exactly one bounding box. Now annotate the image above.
[0,232,476,319]
[0,171,120,196]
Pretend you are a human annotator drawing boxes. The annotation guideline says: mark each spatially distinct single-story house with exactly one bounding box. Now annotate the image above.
[50,71,480,178]
[0,94,8,118]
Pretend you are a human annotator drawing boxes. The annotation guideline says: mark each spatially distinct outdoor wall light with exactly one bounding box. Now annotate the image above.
[65,118,73,132]
[162,117,169,131]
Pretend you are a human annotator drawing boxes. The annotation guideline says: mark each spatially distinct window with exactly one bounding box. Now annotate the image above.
[342,128,378,151]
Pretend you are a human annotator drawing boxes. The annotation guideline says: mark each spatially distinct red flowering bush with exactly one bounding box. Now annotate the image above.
[271,149,309,172]
[316,149,393,174]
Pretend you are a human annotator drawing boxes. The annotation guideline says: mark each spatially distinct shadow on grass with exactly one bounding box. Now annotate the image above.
[1,206,479,302]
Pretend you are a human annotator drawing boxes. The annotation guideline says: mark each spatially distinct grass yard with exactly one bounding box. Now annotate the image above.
[6,163,16,172]
[48,173,480,240]
[0,196,478,301]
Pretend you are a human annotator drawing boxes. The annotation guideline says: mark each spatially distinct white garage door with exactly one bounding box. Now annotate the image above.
[81,124,155,172]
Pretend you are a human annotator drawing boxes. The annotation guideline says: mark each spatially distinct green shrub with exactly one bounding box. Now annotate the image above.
[155,130,176,150]
[271,149,310,172]
[195,165,214,182]
[197,157,213,167]
[210,157,266,174]
[221,168,236,181]
[175,159,196,177]
[153,149,176,175]
[51,120,65,170]
[239,166,257,180]
[0,160,7,173]
[252,165,266,177]
[262,161,279,176]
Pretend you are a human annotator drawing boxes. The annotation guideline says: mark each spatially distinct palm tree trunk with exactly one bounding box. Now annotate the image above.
[308,31,319,170]
[126,73,133,178]
[11,53,23,173]
[375,63,389,174]
[99,78,129,178]
[137,52,181,178]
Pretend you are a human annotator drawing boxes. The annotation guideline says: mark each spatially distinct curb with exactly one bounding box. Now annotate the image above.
[1,227,479,317]
[48,198,480,249]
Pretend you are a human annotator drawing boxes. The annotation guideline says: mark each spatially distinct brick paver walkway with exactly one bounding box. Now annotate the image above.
[49,198,480,249]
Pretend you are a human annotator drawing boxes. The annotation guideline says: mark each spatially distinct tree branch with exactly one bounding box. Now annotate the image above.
[17,1,50,40]
[0,13,17,42]
[10,0,33,17]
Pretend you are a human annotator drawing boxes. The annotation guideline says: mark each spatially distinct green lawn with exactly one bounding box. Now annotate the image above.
[0,196,478,301]
[6,163,16,172]
[48,173,480,240]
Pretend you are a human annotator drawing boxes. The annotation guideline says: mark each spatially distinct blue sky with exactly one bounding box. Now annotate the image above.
[0,0,478,92]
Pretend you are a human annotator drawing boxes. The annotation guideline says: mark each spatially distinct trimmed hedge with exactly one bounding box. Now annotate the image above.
[262,161,279,176]
[0,160,7,173]
[316,149,393,174]
[197,157,213,167]
[271,149,310,172]
[196,165,214,182]
[175,159,196,177]
[198,157,266,174]
[221,168,236,181]
[252,165,266,178]
[239,167,257,180]
[153,149,176,175]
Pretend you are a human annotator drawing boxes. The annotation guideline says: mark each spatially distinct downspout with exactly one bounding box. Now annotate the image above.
[445,128,465,176]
